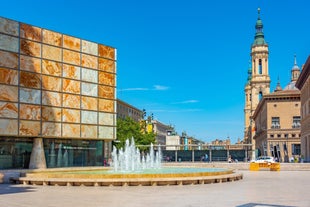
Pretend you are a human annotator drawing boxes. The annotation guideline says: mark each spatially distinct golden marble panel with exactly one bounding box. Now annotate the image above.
[82,68,98,83]
[62,108,80,123]
[20,55,41,73]
[98,112,114,125]
[98,85,114,99]
[98,44,115,60]
[62,123,80,138]
[98,126,114,139]
[0,85,18,102]
[19,104,41,120]
[81,82,97,97]
[81,54,98,69]
[42,44,62,62]
[63,35,80,51]
[42,106,61,121]
[20,23,42,42]
[20,39,41,57]
[0,101,18,118]
[42,122,61,137]
[42,60,62,76]
[19,88,41,104]
[0,119,18,135]
[0,34,19,53]
[99,71,115,86]
[82,40,98,56]
[42,91,61,106]
[98,99,114,112]
[81,110,97,124]
[0,50,18,69]
[98,58,115,73]
[63,49,80,65]
[63,64,80,80]
[62,94,80,109]
[20,71,41,89]
[62,79,80,94]
[42,75,61,92]
[0,68,18,85]
[81,125,97,138]
[0,17,19,36]
[81,96,97,110]
[43,29,62,47]
[19,120,40,136]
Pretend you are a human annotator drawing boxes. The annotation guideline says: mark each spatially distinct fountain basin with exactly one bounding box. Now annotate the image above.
[17,166,243,186]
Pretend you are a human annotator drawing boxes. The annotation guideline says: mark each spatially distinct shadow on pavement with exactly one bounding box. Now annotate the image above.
[0,184,36,195]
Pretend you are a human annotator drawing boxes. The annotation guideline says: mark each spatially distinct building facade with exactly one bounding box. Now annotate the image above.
[296,56,310,162]
[0,17,117,169]
[244,8,271,158]
[116,99,142,122]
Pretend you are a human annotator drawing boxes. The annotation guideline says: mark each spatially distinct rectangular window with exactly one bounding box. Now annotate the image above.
[271,117,280,128]
[292,144,301,155]
[292,116,301,128]
[259,59,262,74]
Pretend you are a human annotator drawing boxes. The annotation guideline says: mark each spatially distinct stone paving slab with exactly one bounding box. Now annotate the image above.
[0,170,310,207]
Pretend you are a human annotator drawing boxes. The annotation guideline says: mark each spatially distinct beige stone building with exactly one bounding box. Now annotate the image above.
[252,58,301,162]
[296,56,310,162]
[117,99,142,122]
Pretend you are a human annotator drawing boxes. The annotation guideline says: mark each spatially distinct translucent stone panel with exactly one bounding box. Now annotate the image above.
[62,79,80,94]
[81,54,97,69]
[98,58,115,73]
[82,68,98,83]
[81,125,97,138]
[62,94,80,109]
[0,85,18,102]
[63,49,80,65]
[0,34,19,52]
[62,123,80,138]
[42,106,61,121]
[99,112,114,125]
[20,71,41,89]
[99,71,115,86]
[0,51,18,69]
[19,104,41,120]
[81,82,97,97]
[0,68,18,85]
[20,23,42,42]
[20,55,41,73]
[42,60,62,76]
[0,17,19,36]
[0,119,18,135]
[0,102,18,118]
[98,44,115,60]
[81,110,97,124]
[19,88,41,104]
[98,99,114,112]
[42,91,61,106]
[43,29,62,47]
[19,120,40,136]
[42,45,62,62]
[99,126,114,139]
[82,40,98,56]
[81,96,97,110]
[98,85,114,99]
[42,122,61,137]
[62,108,80,123]
[63,64,80,80]
[63,35,80,51]
[42,75,61,91]
[20,39,41,57]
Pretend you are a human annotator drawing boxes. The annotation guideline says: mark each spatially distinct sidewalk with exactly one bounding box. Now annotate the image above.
[0,170,310,207]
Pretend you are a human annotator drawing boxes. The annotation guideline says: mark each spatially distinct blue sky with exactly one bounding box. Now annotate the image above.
[1,0,310,143]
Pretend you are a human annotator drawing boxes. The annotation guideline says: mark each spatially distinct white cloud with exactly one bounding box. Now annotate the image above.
[172,100,199,104]
[153,85,169,90]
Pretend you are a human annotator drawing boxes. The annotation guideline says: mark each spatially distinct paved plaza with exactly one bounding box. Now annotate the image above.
[0,170,310,207]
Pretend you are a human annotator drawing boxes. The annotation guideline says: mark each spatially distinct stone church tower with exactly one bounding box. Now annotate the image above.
[244,8,271,155]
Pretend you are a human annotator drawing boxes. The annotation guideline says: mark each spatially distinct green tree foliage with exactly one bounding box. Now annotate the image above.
[115,117,156,151]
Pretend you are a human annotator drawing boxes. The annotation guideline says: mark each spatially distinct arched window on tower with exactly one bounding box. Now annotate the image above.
[259,59,262,74]
[259,91,263,101]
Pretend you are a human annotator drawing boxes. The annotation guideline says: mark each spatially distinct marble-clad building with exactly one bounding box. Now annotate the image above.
[0,17,116,169]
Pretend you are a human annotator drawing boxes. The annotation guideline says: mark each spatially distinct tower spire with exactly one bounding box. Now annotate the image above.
[253,8,266,45]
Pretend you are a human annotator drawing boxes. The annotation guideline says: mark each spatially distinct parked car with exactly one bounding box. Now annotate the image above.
[252,156,275,163]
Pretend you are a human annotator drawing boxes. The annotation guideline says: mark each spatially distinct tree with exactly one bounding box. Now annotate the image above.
[115,117,156,151]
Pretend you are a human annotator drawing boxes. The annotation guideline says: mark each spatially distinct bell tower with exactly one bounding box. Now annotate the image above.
[244,8,270,156]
